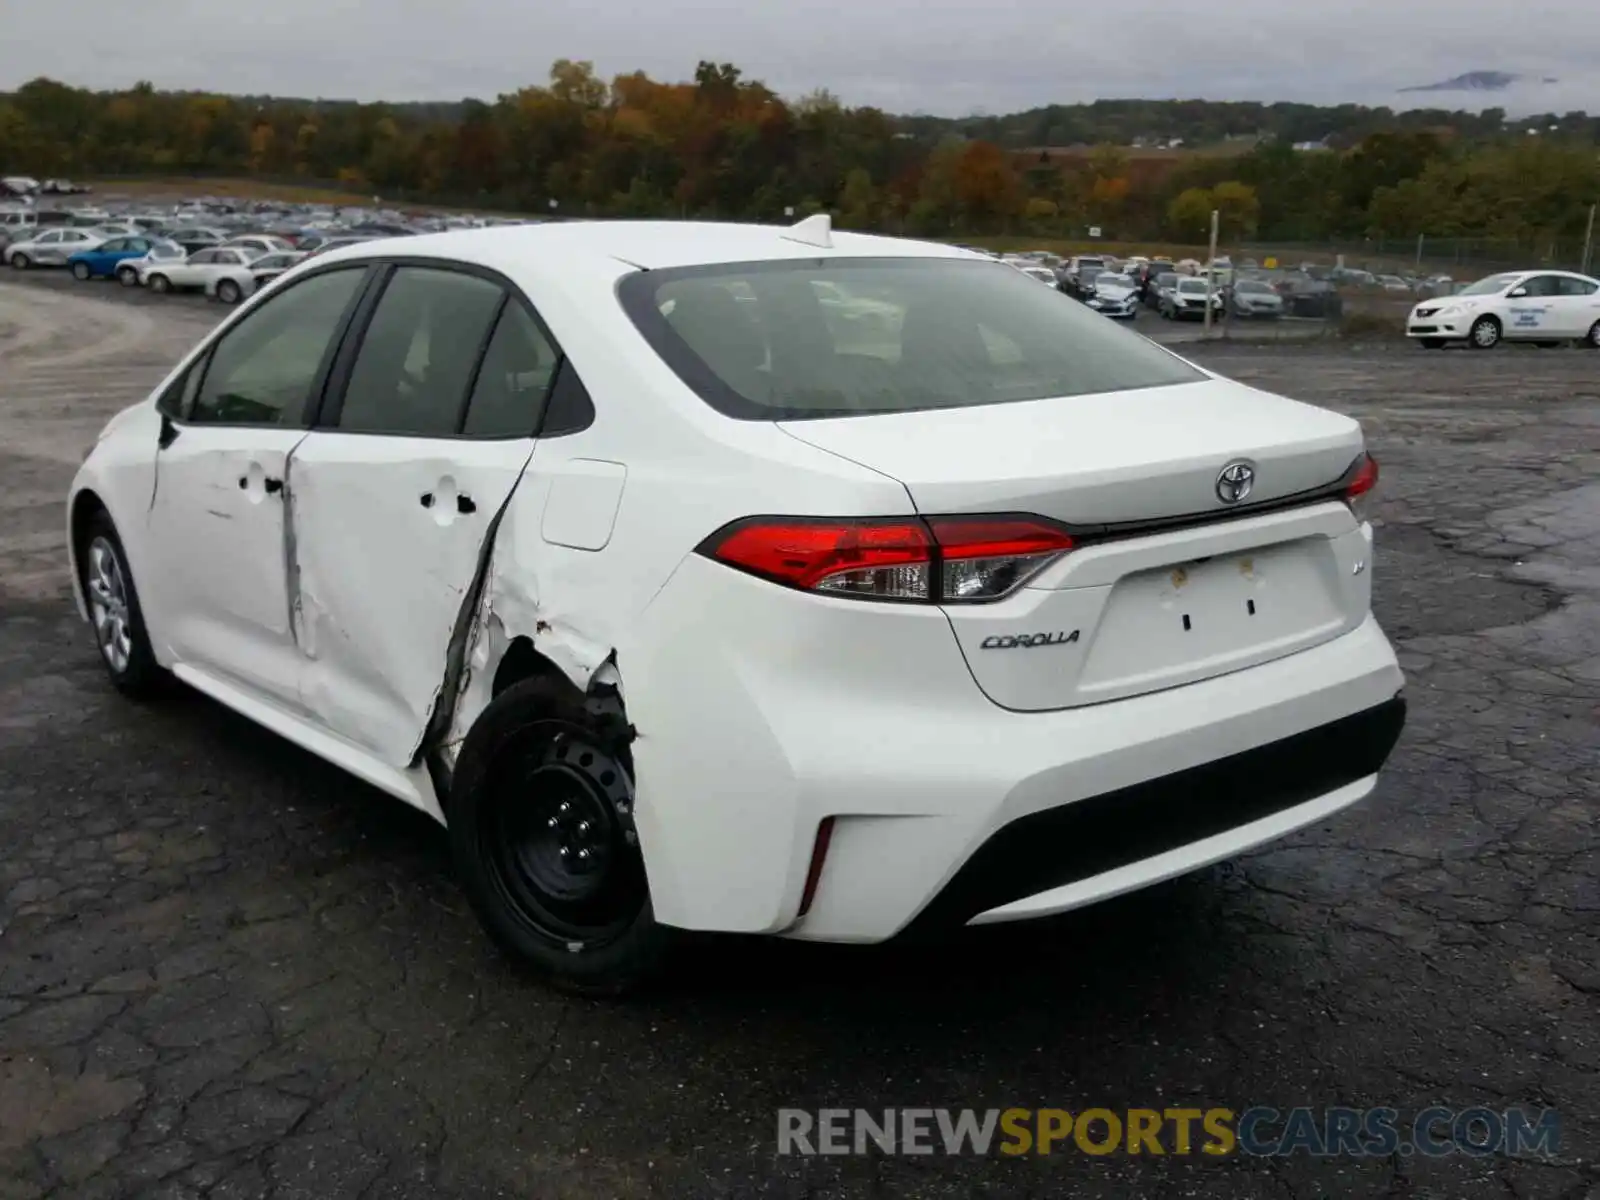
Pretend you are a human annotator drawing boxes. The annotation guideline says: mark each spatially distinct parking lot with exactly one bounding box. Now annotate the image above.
[0,278,1596,1198]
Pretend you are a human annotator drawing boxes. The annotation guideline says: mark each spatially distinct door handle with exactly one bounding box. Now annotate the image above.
[421,490,475,514]
[264,478,283,494]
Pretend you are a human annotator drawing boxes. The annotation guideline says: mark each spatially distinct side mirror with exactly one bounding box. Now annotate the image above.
[1508,287,1528,298]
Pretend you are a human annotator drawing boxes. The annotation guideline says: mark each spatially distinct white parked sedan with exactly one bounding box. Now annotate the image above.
[206,251,310,304]
[140,246,262,293]
[68,218,1405,993]
[1408,269,1600,348]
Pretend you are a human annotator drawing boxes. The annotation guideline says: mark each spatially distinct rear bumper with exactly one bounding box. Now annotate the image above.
[626,554,1405,942]
[902,696,1404,933]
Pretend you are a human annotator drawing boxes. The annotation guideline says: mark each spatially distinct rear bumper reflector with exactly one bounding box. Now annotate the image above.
[797,816,836,918]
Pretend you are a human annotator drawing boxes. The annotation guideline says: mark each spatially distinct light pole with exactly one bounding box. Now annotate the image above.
[1203,209,1220,335]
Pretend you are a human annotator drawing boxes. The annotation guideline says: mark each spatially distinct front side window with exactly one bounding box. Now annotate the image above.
[1519,276,1562,298]
[619,258,1203,421]
[334,266,505,436]
[99,238,126,252]
[190,268,366,426]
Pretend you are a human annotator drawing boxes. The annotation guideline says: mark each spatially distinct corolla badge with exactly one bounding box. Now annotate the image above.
[1215,460,1256,504]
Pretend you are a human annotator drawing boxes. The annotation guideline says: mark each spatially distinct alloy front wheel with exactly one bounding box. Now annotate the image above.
[78,513,162,697]
[85,537,133,674]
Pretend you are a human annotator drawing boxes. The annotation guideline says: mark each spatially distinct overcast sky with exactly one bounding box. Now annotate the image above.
[4,0,1599,116]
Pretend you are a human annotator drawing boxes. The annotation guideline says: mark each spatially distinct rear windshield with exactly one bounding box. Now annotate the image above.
[617,257,1203,420]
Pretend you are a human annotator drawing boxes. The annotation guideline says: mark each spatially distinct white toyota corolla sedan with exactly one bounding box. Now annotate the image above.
[67,217,1406,993]
[1407,269,1600,349]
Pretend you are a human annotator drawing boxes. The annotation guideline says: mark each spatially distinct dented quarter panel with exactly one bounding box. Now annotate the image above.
[426,250,918,923]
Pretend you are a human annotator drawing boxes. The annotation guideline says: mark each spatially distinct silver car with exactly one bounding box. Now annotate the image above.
[4,227,104,269]
[1231,279,1286,319]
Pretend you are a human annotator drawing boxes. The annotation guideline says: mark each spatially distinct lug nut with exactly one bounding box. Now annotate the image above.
[577,848,591,861]
[577,820,590,835]
[558,801,571,814]
[558,845,571,858]
[547,816,559,829]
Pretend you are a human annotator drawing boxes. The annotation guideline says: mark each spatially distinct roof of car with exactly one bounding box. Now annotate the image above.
[313,220,990,274]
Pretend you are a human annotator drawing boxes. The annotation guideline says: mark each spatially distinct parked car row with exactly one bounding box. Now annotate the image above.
[2,225,325,304]
[0,192,551,305]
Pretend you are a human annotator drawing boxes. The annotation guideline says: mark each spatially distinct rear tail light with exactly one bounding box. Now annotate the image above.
[1342,452,1379,522]
[699,515,1074,604]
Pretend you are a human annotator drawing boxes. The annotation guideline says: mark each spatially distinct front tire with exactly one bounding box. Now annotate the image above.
[117,266,139,287]
[71,261,91,281]
[78,511,163,698]
[1469,315,1501,350]
[148,274,170,294]
[216,278,241,305]
[449,676,669,995]
[10,252,29,270]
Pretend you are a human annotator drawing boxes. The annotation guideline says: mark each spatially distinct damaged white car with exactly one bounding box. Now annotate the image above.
[67,216,1406,993]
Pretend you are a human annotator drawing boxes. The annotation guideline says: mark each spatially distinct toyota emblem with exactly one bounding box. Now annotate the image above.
[1216,460,1256,504]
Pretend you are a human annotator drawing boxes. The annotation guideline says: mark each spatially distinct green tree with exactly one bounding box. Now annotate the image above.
[1167,187,1215,238]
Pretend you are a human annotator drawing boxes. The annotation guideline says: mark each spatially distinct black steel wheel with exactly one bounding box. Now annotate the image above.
[450,675,668,995]
[482,727,647,945]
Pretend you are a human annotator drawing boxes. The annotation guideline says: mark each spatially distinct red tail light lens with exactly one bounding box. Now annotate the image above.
[703,518,933,600]
[1343,453,1379,521]
[700,515,1074,603]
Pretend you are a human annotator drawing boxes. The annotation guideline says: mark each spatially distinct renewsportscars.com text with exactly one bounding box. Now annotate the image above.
[777,1106,1561,1158]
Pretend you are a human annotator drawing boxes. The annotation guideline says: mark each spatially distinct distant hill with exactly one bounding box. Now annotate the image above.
[1400,71,1557,94]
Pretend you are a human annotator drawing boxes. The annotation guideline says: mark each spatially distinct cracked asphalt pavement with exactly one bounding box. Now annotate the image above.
[0,277,1596,1199]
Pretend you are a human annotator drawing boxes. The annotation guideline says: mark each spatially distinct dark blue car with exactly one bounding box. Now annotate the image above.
[67,235,162,281]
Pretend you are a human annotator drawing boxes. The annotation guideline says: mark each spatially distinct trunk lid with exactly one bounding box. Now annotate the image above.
[780,377,1373,711]
[779,377,1362,526]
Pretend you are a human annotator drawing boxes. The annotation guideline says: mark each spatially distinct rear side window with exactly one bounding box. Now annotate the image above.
[335,266,504,436]
[461,302,560,437]
[618,257,1202,421]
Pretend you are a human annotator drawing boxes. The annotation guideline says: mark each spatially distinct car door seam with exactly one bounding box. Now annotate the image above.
[281,430,316,648]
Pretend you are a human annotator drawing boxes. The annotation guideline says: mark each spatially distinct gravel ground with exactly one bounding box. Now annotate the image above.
[0,279,1596,1199]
